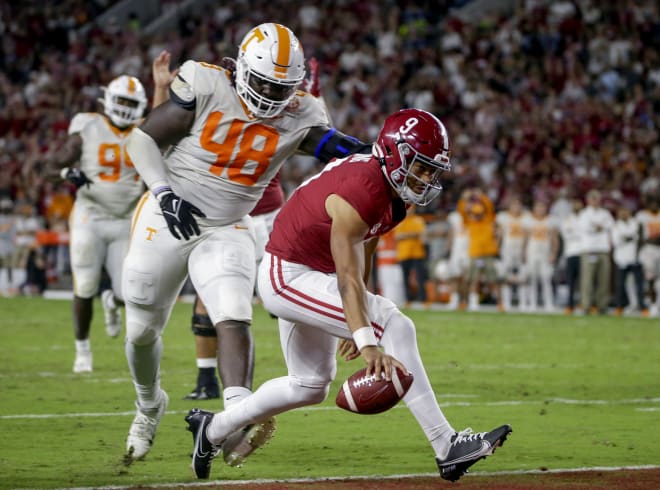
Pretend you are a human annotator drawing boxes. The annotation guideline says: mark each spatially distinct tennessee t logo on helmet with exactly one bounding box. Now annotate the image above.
[236,23,306,118]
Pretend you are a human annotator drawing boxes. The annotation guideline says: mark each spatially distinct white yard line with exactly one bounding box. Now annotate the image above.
[2,396,659,419]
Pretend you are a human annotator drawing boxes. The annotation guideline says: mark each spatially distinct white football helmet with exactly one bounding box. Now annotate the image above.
[102,75,147,127]
[236,23,306,118]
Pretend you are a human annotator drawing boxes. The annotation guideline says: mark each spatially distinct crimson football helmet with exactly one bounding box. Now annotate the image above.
[101,75,147,128]
[373,109,451,205]
[236,23,306,118]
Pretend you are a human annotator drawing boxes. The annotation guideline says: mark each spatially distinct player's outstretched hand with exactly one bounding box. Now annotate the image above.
[152,50,178,89]
[60,167,92,189]
[157,190,206,240]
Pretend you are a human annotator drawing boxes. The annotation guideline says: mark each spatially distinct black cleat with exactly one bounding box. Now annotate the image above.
[184,383,220,400]
[185,408,219,479]
[436,424,512,482]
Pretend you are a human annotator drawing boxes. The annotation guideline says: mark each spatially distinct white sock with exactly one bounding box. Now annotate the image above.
[223,386,252,409]
[75,339,91,353]
[196,357,216,369]
[380,313,454,457]
[125,337,162,409]
[468,292,479,309]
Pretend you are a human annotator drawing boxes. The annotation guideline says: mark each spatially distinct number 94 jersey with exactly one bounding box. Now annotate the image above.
[70,113,144,219]
[165,60,329,223]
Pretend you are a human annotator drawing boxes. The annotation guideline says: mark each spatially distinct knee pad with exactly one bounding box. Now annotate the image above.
[125,319,160,346]
[191,313,216,337]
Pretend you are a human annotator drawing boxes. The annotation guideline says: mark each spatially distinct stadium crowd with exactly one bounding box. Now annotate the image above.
[0,0,658,315]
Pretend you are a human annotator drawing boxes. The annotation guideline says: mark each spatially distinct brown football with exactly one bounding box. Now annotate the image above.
[335,367,413,414]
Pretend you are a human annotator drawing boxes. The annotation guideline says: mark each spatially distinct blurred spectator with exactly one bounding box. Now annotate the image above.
[635,195,660,316]
[578,190,614,315]
[375,229,406,307]
[458,188,501,311]
[0,198,16,296]
[558,197,584,314]
[395,206,428,305]
[12,199,44,295]
[496,195,528,311]
[521,199,559,312]
[445,207,469,310]
[425,207,451,303]
[611,204,647,316]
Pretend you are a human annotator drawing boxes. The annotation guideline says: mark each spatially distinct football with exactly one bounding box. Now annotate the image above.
[335,366,414,414]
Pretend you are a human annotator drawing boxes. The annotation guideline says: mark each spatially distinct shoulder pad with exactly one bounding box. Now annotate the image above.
[68,113,97,135]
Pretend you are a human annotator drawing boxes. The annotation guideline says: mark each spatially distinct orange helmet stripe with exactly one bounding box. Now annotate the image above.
[127,77,136,94]
[273,24,291,79]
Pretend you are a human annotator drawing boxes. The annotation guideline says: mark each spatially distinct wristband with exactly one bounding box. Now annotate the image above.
[153,185,172,202]
[59,167,71,179]
[352,326,377,351]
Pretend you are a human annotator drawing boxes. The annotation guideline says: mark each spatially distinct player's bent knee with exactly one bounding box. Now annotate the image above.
[386,312,417,343]
[125,320,160,345]
[74,277,100,299]
[288,378,330,405]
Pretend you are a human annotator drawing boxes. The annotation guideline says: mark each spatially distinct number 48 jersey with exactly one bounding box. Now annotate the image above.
[165,60,329,224]
[69,113,144,219]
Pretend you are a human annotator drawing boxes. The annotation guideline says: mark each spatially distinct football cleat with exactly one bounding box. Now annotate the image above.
[222,417,277,467]
[436,424,512,482]
[101,289,121,338]
[125,390,169,462]
[186,408,220,479]
[183,381,220,400]
[73,351,93,373]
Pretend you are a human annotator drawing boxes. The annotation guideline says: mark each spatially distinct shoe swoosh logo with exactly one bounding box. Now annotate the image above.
[194,428,209,458]
[195,442,209,458]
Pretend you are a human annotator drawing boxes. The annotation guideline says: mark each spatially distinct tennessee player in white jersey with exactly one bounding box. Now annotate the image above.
[47,74,147,374]
[635,196,660,316]
[445,210,469,309]
[521,200,559,312]
[122,23,369,463]
[496,197,528,311]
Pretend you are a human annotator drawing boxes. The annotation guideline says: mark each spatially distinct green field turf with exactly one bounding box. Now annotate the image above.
[0,296,658,489]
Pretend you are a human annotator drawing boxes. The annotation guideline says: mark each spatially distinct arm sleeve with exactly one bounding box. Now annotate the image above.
[126,128,169,195]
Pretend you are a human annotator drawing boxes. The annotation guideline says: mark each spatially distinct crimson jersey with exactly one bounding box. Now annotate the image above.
[251,173,284,216]
[266,153,406,273]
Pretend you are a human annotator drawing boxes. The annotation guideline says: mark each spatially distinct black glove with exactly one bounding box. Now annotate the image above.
[60,167,92,189]
[157,190,206,240]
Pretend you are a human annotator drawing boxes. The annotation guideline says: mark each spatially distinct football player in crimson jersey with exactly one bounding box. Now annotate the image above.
[122,23,369,463]
[186,108,512,482]
[45,69,152,374]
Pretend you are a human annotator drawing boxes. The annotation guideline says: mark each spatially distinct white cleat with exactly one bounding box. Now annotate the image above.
[101,289,121,337]
[125,390,169,462]
[73,352,93,373]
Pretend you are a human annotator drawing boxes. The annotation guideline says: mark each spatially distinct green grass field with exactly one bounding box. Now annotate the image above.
[0,296,658,489]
